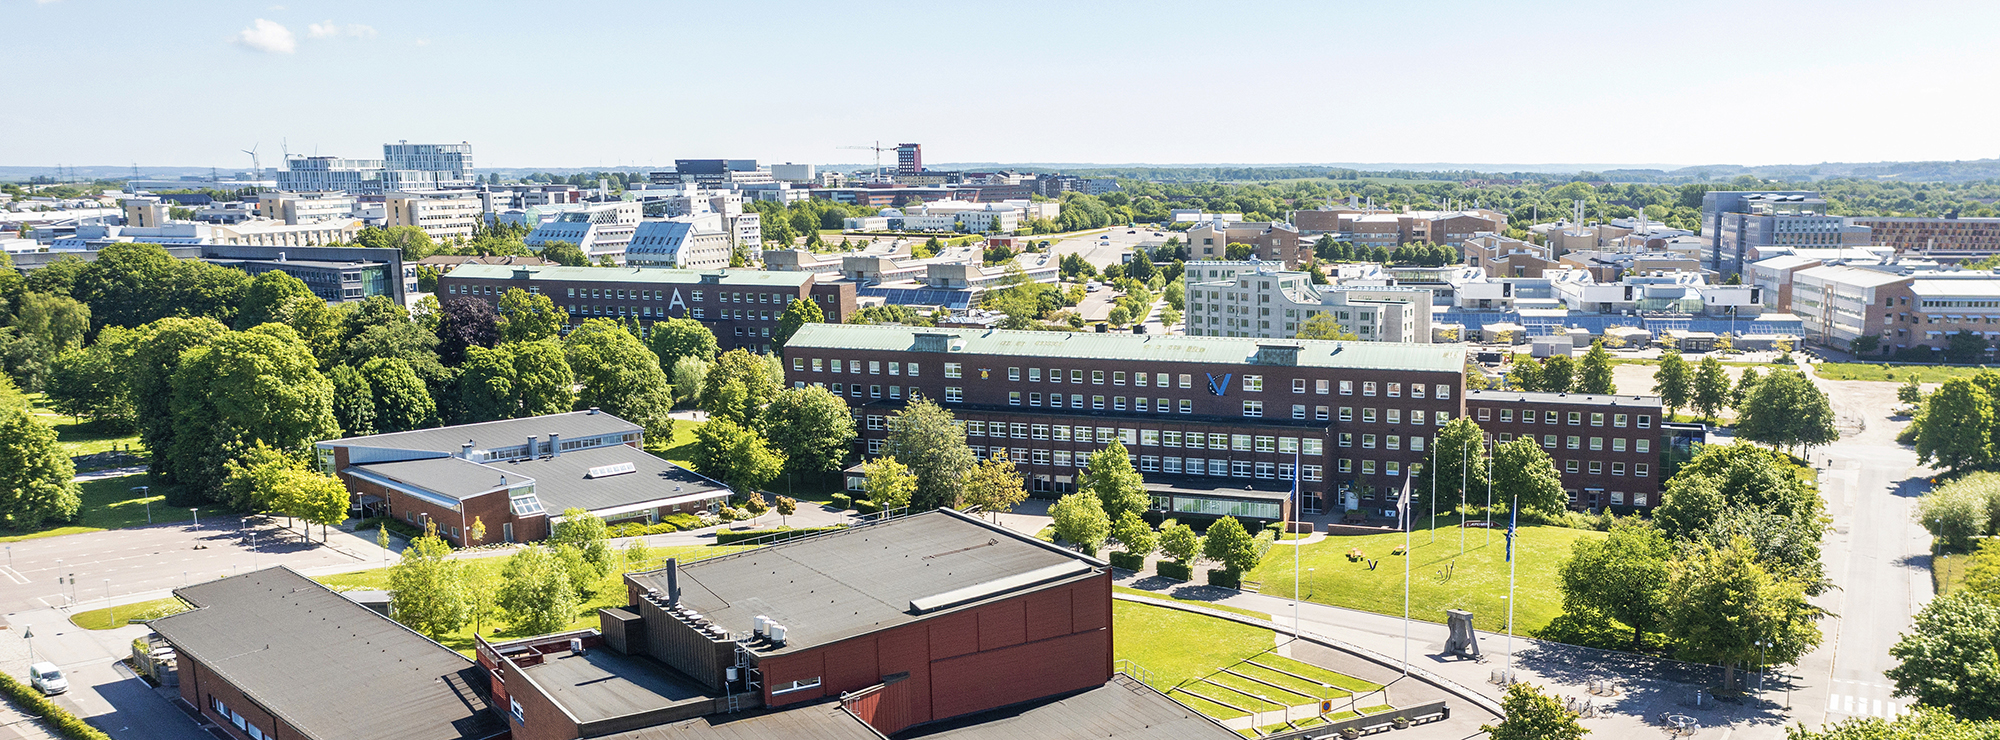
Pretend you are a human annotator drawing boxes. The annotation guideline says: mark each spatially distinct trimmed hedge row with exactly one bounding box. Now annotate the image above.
[829,493,852,510]
[1156,561,1193,581]
[854,499,883,514]
[1108,552,1145,571]
[605,513,711,539]
[1205,568,1241,589]
[714,525,848,545]
[0,671,110,740]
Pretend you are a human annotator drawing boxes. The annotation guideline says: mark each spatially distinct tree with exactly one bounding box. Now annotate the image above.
[883,398,976,511]
[1692,356,1730,421]
[860,457,916,509]
[1898,376,1925,411]
[1558,521,1672,649]
[1112,510,1157,557]
[551,508,612,596]
[455,346,520,423]
[1917,378,1998,476]
[1966,538,2000,598]
[0,407,80,529]
[1050,492,1110,556]
[1538,355,1575,393]
[1736,370,1839,453]
[539,240,589,267]
[497,288,567,343]
[564,319,674,440]
[278,466,351,543]
[357,225,438,261]
[1159,520,1201,565]
[1887,591,2000,720]
[1082,441,1149,522]
[1480,683,1589,740]
[963,455,1029,520]
[71,243,248,331]
[1664,537,1823,693]
[1948,331,1991,364]
[1654,444,1823,542]
[691,418,785,493]
[1202,515,1262,574]
[1491,438,1566,517]
[45,339,132,424]
[389,522,471,640]
[1917,477,1995,552]
[236,271,316,330]
[700,349,782,427]
[1419,418,1489,506]
[436,296,500,365]
[1295,313,1358,341]
[508,340,576,417]
[1733,367,1764,411]
[669,355,709,406]
[1507,360,1542,392]
[361,357,438,432]
[773,298,822,350]
[1783,708,2000,739]
[763,386,854,480]
[1654,351,1693,416]
[1577,341,1615,394]
[1106,306,1132,327]
[169,325,339,499]
[648,318,719,367]
[774,495,796,526]
[498,545,581,635]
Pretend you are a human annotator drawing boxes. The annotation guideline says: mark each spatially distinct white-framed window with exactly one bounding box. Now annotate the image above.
[945,363,962,378]
[1636,439,1650,454]
[945,387,963,403]
[1243,400,1263,417]
[1243,375,1263,392]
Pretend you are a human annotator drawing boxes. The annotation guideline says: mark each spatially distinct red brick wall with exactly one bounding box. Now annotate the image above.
[755,572,1111,727]
[179,655,304,740]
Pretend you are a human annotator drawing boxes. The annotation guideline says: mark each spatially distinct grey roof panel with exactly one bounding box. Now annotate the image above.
[150,567,506,740]
[784,324,1465,373]
[324,410,641,454]
[446,264,817,287]
[517,650,711,725]
[905,675,1238,740]
[598,701,880,740]
[486,445,730,515]
[348,456,514,502]
[631,510,1100,656]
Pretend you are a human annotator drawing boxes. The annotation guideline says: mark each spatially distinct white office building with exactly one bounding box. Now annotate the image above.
[387,191,483,240]
[1182,260,1433,343]
[523,202,644,263]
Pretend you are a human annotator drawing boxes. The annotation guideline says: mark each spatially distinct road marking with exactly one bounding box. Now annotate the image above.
[0,567,27,585]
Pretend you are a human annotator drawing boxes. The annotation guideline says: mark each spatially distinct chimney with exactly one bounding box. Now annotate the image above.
[459,440,474,459]
[548,432,561,457]
[663,558,681,605]
[587,407,600,415]
[526,435,538,458]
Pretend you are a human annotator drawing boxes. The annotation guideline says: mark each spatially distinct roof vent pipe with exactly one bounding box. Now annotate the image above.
[459,441,474,459]
[768,624,788,647]
[548,433,561,457]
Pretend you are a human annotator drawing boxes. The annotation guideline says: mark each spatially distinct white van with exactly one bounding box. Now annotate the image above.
[29,662,66,695]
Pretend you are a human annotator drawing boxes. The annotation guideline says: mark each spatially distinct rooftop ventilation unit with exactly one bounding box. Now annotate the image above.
[586,462,637,479]
[768,624,788,647]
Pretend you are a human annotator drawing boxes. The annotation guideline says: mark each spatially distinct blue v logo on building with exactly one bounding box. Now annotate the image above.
[1206,373,1232,396]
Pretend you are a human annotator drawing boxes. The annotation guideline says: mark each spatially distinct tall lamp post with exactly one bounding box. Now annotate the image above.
[133,486,150,525]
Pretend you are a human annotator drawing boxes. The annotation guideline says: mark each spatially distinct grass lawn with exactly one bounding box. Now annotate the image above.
[654,420,703,470]
[1115,600,1278,691]
[1246,521,1603,635]
[1114,585,1269,620]
[1814,363,1992,383]
[1936,551,1970,596]
[25,393,144,460]
[0,473,189,543]
[70,597,188,629]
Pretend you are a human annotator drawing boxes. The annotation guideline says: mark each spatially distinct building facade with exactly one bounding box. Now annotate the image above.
[1700,192,1871,276]
[388,191,483,240]
[1185,222,1306,265]
[1847,216,2000,262]
[438,264,856,353]
[1464,391,1663,510]
[1181,260,1432,343]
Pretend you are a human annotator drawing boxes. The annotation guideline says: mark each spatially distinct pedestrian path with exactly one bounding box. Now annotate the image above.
[1824,679,1911,720]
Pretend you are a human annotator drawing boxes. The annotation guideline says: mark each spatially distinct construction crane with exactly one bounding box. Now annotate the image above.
[837,141,893,182]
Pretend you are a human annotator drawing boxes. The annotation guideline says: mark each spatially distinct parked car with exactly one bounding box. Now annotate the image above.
[30,662,66,695]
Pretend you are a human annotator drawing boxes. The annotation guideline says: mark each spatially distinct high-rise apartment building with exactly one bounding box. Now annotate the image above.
[1700,191,1872,276]
[1182,260,1433,343]
[897,143,923,175]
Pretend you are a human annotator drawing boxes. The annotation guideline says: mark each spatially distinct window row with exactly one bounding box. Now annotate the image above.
[1335,407,1456,425]
[795,357,921,377]
[1491,433,1651,454]
[1475,408,1654,428]
[1558,460,1650,477]
[807,382,922,401]
[952,421,1325,455]
[1336,433,1430,452]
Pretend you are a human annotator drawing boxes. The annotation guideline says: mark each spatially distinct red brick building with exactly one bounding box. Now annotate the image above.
[1464,390,1664,510]
[439,264,857,354]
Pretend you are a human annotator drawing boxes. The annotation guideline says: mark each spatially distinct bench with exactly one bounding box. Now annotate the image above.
[1411,712,1445,725]
[1358,720,1395,735]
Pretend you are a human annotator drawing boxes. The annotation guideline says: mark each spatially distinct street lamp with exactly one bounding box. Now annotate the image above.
[21,624,32,667]
[190,508,200,530]
[1754,640,1769,694]
[133,486,150,524]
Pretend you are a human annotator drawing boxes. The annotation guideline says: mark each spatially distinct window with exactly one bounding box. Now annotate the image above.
[1279,437,1299,454]
[1098,428,1116,444]
[774,677,823,696]
[1135,372,1148,387]
[1303,438,1323,455]
[1387,409,1401,424]
[1386,461,1401,476]
[1636,463,1650,477]
[1316,405,1330,421]
[1052,425,1070,441]
[1179,374,1192,388]
[1545,411,1558,424]
[870,385,882,398]
[1637,415,1652,429]
[867,415,885,431]
[851,360,862,374]
[868,439,885,454]
[1232,460,1254,478]
[1231,434,1252,451]
[1478,408,1491,421]
[1409,436,1424,452]
[1011,423,1029,439]
[1435,384,1451,400]
[1500,409,1512,422]
[1612,438,1626,452]
[1362,434,1377,449]
[1339,459,1353,473]
[1411,384,1425,399]
[1339,432,1355,447]
[1543,434,1557,448]
[1293,378,1307,393]
[1567,435,1581,450]
[1362,408,1378,423]
[1590,437,1603,451]
[870,361,882,375]
[1362,381,1377,396]
[889,362,901,376]
[1092,370,1106,384]
[1362,459,1377,475]
[1317,379,1330,394]
[1412,409,1427,426]
[1435,411,1449,424]
[1636,439,1650,454]
[1208,459,1228,476]
[1113,371,1126,385]
[1179,399,1194,414]
[1156,372,1170,386]
[1141,429,1159,445]
[1565,459,1580,473]
[1114,396,1127,411]
[1387,382,1401,397]
[1030,392,1042,406]
[1008,367,1021,381]
[1340,380,1353,395]
[1292,404,1307,419]
[1163,457,1182,473]
[1256,461,1276,479]
[1568,412,1582,426]
[1093,395,1106,410]
[1614,413,1627,428]
[1054,450,1072,466]
[1135,398,1149,412]
[792,358,804,372]
[1141,456,1159,472]
[1009,391,1022,406]
[1612,462,1626,476]
[1589,461,1603,475]
[888,386,902,399]
[1634,491,1648,506]
[1590,412,1604,426]
[945,387,963,403]
[1029,368,1041,382]
[1243,375,1263,392]
[1243,400,1263,417]
[1255,436,1276,452]
[811,358,824,372]
[1338,406,1354,422]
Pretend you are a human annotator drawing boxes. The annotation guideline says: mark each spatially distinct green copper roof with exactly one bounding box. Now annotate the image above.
[443,264,818,287]
[785,324,1466,373]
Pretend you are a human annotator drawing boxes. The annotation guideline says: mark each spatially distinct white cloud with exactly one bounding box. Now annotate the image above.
[35,0,62,4]
[414,38,429,46]
[308,21,377,39]
[233,19,296,54]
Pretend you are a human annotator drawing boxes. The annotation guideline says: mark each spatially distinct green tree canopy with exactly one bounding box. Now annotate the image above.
[389,523,471,640]
[1537,354,1575,393]
[1558,520,1673,649]
[498,545,581,635]
[1418,418,1490,506]
[647,318,719,367]
[1577,341,1615,394]
[700,349,781,427]
[1491,437,1566,517]
[1664,537,1824,692]
[691,418,785,493]
[1692,356,1730,420]
[361,357,438,433]
[1887,591,2000,720]
[860,457,917,509]
[1654,443,1822,542]
[1736,369,1839,453]
[1050,491,1110,556]
[1653,350,1692,415]
[763,386,854,479]
[1082,440,1149,522]
[169,325,339,499]
[1202,515,1262,573]
[497,288,568,343]
[1159,520,1201,565]
[236,270,316,330]
[1916,378,1997,475]
[1480,683,1589,740]
[773,298,823,350]
[1112,510,1157,556]
[963,455,1029,519]
[1295,313,1358,341]
[0,406,80,529]
[883,398,975,511]
[564,319,673,440]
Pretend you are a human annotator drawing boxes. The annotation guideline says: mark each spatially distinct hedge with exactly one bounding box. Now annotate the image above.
[829,493,852,510]
[714,525,848,545]
[1108,552,1145,571]
[0,671,110,740]
[854,499,883,514]
[1205,568,1241,589]
[1156,561,1193,581]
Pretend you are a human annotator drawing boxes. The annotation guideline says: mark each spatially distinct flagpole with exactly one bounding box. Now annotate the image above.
[1485,439,1494,546]
[1460,440,1468,555]
[1507,493,1519,677]
[1429,450,1437,544]
[1403,477,1411,677]
[1293,445,1301,642]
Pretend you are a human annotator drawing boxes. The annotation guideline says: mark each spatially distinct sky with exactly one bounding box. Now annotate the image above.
[6,0,2000,171]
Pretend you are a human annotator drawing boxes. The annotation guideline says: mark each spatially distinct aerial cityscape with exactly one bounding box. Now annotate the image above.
[4,2,2000,740]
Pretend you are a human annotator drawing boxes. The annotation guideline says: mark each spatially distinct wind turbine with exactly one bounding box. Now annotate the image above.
[242,144,261,177]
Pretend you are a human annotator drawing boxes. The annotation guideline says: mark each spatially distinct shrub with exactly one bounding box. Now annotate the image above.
[715,525,848,545]
[855,499,883,514]
[662,513,703,530]
[0,670,111,740]
[1108,552,1145,570]
[829,493,852,510]
[1156,561,1193,581]
[1205,568,1242,589]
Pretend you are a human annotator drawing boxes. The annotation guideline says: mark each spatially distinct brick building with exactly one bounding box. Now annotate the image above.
[152,567,507,740]
[438,264,857,354]
[316,411,730,546]
[780,324,1469,517]
[1464,391,1664,510]
[1185,221,1306,266]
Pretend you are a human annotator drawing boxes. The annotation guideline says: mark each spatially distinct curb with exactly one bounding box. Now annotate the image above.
[1112,593,1505,719]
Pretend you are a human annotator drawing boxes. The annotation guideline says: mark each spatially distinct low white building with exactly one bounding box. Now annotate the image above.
[625,216,735,269]
[524,202,643,263]
[1182,259,1432,343]
[386,191,482,240]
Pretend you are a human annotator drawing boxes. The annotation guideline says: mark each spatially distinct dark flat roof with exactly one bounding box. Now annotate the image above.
[150,567,505,740]
[905,675,1237,740]
[517,650,711,726]
[322,410,639,454]
[349,456,512,502]
[1465,390,1663,408]
[598,701,880,740]
[630,510,1102,656]
[486,445,729,515]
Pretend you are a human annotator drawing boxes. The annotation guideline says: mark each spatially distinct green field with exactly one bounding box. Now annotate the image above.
[653,420,702,470]
[1936,551,1970,596]
[0,473,189,543]
[69,597,188,629]
[1246,521,1602,635]
[25,393,144,460]
[1814,363,1992,383]
[1114,585,1269,620]
[1115,600,1279,691]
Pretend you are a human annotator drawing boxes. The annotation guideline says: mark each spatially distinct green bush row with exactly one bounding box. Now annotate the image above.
[855,499,883,514]
[604,513,711,539]
[0,671,110,740]
[1108,552,1145,570]
[1205,568,1241,589]
[714,525,848,545]
[829,493,852,510]
[1156,561,1193,581]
